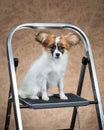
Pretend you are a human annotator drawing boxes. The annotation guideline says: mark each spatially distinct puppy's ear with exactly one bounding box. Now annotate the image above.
[35,32,49,44]
[65,32,80,46]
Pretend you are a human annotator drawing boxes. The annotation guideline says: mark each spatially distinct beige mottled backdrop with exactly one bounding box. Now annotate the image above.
[0,0,104,130]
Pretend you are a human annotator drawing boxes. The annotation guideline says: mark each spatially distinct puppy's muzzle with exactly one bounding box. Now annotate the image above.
[55,53,61,59]
[56,53,60,57]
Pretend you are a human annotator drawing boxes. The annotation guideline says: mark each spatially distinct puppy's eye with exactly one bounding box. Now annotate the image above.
[50,44,56,50]
[58,46,64,50]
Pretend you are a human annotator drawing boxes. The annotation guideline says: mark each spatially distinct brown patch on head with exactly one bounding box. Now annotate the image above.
[57,37,71,51]
[65,32,80,47]
[35,32,80,54]
[35,32,55,48]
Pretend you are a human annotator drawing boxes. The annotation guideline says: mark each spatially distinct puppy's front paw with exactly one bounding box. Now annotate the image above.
[60,94,68,100]
[42,95,49,101]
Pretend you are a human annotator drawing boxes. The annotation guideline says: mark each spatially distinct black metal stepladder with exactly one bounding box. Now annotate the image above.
[4,23,104,130]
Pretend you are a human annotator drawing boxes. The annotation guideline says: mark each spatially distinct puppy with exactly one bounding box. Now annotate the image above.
[19,32,80,101]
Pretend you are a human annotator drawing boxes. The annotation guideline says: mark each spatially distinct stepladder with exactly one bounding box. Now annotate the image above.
[4,23,104,130]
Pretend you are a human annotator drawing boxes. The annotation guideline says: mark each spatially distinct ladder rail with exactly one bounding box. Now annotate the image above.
[6,23,104,130]
[70,56,88,130]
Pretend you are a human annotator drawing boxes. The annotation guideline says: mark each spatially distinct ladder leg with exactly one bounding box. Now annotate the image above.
[5,58,23,130]
[12,58,23,130]
[88,61,104,130]
[70,107,77,130]
[4,87,12,130]
[70,57,88,130]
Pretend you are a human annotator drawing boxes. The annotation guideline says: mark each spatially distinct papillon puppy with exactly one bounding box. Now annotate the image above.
[19,32,80,101]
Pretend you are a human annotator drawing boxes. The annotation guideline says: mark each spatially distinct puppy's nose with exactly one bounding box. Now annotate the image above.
[56,53,60,57]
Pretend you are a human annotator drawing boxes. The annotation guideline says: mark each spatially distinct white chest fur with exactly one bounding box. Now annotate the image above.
[46,54,68,86]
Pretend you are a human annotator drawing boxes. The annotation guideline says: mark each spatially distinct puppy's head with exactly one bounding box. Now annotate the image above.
[35,32,80,59]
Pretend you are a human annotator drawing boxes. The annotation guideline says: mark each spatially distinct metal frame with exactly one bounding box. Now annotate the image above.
[5,23,104,130]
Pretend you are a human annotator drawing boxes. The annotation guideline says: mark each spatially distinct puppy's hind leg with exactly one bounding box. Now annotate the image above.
[29,86,40,99]
[18,89,28,99]
[29,95,39,100]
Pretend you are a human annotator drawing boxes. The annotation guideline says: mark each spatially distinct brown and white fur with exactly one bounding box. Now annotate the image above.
[19,32,80,101]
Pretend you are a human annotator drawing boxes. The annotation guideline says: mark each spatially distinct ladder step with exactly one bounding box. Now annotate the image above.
[19,93,92,109]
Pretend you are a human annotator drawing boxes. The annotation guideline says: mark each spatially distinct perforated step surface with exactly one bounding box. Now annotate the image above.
[19,93,90,109]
